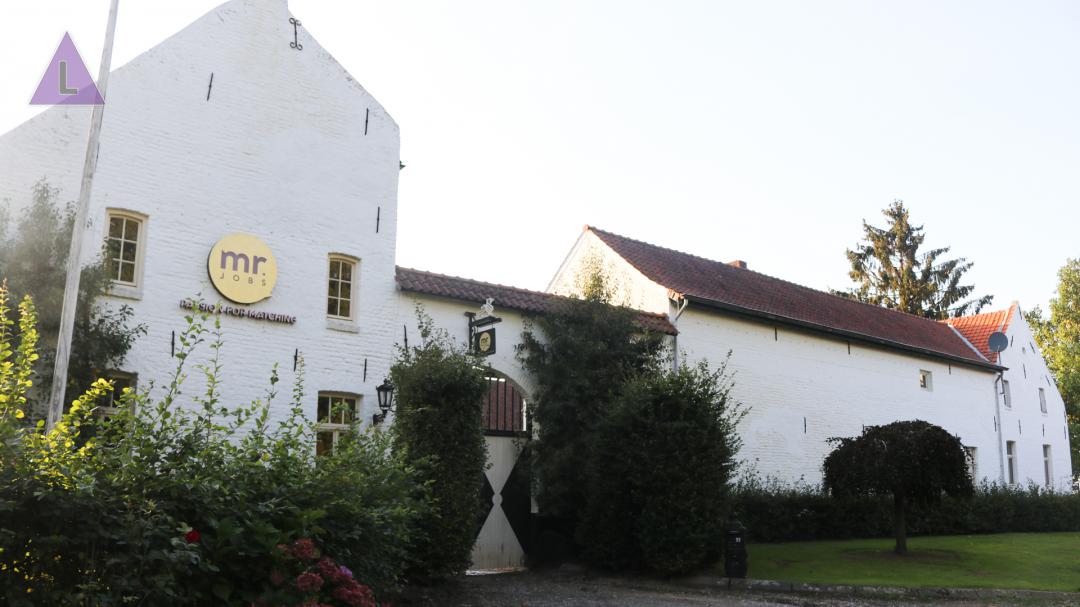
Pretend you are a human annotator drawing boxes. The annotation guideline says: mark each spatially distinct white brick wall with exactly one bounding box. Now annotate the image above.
[677,307,1002,485]
[997,306,1074,489]
[548,236,1060,487]
[0,0,402,428]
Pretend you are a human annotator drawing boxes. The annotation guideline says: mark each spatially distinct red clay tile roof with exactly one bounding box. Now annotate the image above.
[586,226,999,369]
[943,304,1017,364]
[396,266,678,335]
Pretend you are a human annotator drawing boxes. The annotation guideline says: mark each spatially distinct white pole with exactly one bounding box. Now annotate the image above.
[46,0,121,429]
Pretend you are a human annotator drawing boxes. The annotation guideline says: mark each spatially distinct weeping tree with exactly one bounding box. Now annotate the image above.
[823,420,973,555]
[840,200,992,319]
[0,180,144,413]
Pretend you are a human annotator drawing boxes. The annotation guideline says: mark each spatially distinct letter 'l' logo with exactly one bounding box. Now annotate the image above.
[30,33,104,105]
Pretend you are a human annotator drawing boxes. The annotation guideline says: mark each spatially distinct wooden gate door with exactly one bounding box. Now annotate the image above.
[470,374,531,570]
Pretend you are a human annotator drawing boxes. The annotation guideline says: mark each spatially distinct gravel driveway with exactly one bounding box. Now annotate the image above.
[401,570,1077,607]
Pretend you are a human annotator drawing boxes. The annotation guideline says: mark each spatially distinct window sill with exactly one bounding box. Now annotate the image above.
[326,318,359,333]
[106,283,143,301]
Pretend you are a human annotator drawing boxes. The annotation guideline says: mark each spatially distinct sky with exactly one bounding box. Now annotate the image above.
[2,0,1077,314]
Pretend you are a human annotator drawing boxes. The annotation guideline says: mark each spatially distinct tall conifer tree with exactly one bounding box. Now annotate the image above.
[841,200,992,319]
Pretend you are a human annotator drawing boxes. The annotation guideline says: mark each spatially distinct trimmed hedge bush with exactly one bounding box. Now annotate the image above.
[733,476,1080,544]
[391,309,489,580]
[578,361,743,574]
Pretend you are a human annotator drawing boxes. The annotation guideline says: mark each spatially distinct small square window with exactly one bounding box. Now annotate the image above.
[919,370,933,391]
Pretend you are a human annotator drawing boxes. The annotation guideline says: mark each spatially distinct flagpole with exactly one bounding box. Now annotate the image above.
[46,0,121,429]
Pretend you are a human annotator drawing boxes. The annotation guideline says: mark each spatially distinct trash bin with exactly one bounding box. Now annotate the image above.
[723,516,747,578]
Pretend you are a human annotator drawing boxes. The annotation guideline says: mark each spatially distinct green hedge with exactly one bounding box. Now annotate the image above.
[732,477,1080,543]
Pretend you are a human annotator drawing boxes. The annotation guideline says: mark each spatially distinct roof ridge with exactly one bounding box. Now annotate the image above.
[586,225,957,329]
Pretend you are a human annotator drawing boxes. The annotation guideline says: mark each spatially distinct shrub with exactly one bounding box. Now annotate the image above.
[0,291,424,606]
[516,269,666,526]
[732,474,1080,544]
[578,361,744,575]
[391,308,488,580]
[823,420,973,554]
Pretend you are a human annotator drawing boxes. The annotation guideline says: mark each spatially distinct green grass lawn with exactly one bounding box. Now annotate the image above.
[746,532,1080,592]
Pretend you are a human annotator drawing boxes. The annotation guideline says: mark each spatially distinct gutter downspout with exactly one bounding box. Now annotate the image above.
[671,295,689,371]
[994,372,1006,484]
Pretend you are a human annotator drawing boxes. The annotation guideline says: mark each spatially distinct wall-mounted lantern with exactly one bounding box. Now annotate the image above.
[373,379,395,425]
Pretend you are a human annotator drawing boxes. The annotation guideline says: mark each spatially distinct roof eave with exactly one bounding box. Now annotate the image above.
[682,294,1006,373]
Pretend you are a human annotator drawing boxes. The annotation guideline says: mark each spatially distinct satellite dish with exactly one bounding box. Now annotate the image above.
[988,331,1009,354]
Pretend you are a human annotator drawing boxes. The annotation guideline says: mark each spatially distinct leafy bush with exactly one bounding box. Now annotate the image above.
[578,361,744,575]
[391,308,488,580]
[732,474,1080,544]
[823,420,973,554]
[516,269,665,529]
[0,290,425,606]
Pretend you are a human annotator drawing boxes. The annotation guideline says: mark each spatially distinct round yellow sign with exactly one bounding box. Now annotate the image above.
[207,233,278,304]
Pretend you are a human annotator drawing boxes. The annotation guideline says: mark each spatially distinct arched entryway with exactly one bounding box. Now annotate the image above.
[471,371,531,571]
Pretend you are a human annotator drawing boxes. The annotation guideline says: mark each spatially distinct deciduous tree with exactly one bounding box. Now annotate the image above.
[0,180,144,413]
[1025,259,1080,483]
[823,420,972,555]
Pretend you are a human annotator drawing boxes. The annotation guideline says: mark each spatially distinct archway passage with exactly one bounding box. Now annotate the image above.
[472,372,531,571]
[481,373,526,433]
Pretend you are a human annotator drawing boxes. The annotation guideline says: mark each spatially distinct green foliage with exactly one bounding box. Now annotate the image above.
[1025,259,1080,483]
[0,180,145,412]
[516,272,666,522]
[840,200,992,319]
[0,292,425,606]
[579,361,744,575]
[823,420,973,554]
[733,475,1080,543]
[391,307,488,580]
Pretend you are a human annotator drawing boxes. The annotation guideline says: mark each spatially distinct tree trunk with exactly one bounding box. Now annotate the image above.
[893,494,908,555]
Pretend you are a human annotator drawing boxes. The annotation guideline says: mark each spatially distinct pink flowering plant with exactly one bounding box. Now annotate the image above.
[255,538,386,607]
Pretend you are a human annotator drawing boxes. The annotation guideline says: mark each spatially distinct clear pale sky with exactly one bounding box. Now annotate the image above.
[3,1,1077,314]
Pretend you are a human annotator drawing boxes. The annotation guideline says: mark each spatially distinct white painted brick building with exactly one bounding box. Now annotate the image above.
[0,0,1071,497]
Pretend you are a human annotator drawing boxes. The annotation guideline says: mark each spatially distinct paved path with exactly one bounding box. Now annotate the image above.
[401,570,1076,607]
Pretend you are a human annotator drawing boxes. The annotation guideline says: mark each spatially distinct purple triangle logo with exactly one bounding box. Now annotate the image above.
[30,33,104,105]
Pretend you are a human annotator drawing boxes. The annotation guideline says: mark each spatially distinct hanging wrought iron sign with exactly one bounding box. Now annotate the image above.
[466,298,501,357]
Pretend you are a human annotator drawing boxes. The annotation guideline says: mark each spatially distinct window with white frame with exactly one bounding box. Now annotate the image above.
[315,392,359,456]
[106,211,146,287]
[1039,388,1047,414]
[919,370,933,391]
[963,446,977,483]
[97,372,136,420]
[1043,444,1053,487]
[1006,441,1017,485]
[1002,380,1012,408]
[327,256,358,320]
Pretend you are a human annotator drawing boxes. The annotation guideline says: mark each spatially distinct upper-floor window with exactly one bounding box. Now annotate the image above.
[1002,380,1012,408]
[327,256,358,320]
[316,392,359,456]
[919,370,933,391]
[106,210,146,288]
[1039,388,1047,414]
